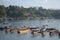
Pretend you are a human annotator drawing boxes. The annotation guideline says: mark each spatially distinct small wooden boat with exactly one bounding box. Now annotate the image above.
[46,28,58,32]
[17,27,31,34]
[46,28,59,36]
[4,27,17,33]
[31,29,40,35]
[49,30,58,36]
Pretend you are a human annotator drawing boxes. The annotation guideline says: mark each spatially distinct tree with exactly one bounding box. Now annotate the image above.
[0,5,6,18]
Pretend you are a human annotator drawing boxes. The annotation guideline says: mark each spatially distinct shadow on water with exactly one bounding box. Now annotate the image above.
[0,27,4,31]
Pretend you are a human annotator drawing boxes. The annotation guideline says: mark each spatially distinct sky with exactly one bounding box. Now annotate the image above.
[0,0,60,9]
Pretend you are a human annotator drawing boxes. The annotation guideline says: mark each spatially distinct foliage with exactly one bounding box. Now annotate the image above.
[0,5,60,19]
[0,5,6,18]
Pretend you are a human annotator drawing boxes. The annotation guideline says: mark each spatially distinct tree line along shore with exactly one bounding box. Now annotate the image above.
[0,5,60,20]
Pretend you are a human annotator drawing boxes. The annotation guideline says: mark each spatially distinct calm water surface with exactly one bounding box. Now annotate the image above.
[0,19,60,40]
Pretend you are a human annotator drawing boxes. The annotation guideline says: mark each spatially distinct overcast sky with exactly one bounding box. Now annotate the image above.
[0,0,60,9]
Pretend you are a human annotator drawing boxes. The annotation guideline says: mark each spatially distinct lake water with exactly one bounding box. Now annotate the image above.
[0,19,60,40]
